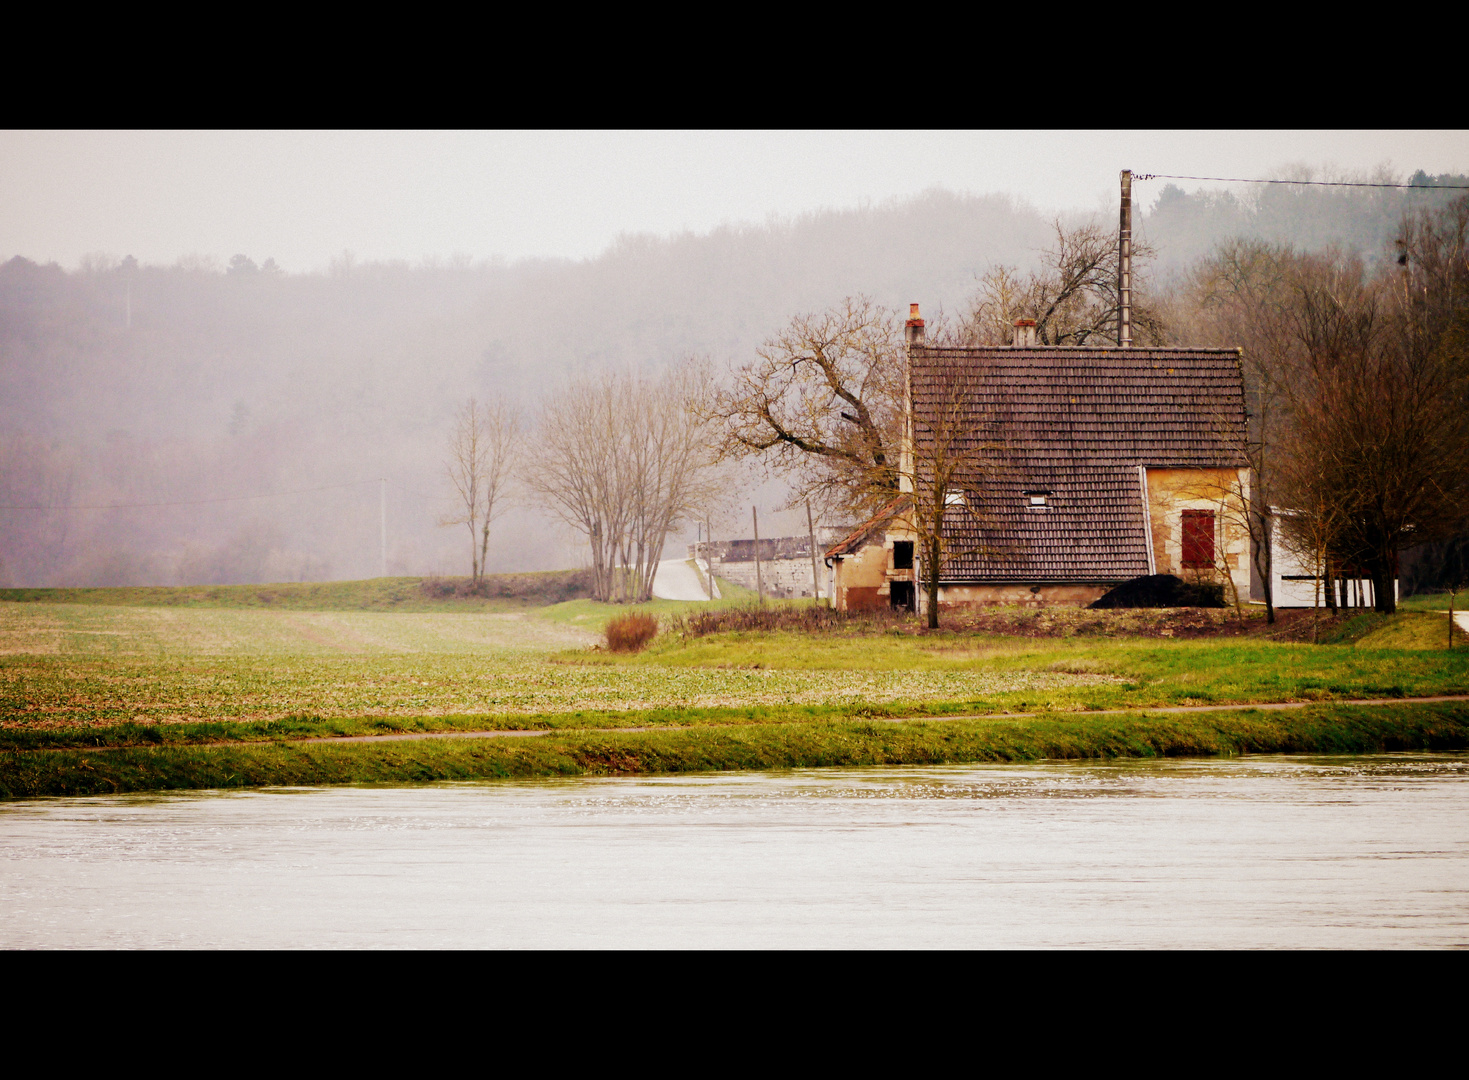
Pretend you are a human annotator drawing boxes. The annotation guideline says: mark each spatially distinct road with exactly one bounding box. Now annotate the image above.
[651,558,720,601]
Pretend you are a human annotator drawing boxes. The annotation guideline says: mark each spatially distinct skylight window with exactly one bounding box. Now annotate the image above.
[1024,489,1053,507]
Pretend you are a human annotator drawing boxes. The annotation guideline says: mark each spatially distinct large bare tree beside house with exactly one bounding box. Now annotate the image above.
[442,397,520,583]
[708,296,904,519]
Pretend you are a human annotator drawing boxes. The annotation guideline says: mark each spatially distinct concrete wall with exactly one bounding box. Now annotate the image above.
[713,556,825,599]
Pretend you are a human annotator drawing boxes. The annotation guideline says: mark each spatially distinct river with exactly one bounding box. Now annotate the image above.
[3,754,1466,948]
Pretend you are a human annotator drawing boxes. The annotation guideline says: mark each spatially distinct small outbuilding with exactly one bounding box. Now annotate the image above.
[824,496,915,612]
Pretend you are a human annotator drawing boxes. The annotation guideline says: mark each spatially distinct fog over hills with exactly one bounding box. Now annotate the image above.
[2,178,1461,587]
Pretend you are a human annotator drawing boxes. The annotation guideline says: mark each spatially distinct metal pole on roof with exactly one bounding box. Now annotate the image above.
[1118,169,1133,348]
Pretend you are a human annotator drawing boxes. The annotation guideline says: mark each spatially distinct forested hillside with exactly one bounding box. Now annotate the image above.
[2,176,1462,587]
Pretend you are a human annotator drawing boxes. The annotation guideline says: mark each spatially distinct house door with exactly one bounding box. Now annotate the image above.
[890,580,915,612]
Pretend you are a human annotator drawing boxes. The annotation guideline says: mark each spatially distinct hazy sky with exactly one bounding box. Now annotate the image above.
[5,130,1467,272]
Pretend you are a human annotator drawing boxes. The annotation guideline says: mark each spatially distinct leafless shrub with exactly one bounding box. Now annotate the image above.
[605,611,659,652]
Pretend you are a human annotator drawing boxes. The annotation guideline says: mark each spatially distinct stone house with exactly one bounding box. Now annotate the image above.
[826,313,1252,611]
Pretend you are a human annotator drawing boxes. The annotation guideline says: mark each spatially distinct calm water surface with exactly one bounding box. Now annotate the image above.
[3,754,1467,948]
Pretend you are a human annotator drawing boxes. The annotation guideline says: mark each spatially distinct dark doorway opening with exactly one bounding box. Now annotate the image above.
[893,541,914,570]
[890,580,915,612]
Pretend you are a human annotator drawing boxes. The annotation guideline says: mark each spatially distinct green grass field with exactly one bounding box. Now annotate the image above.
[3,582,1468,797]
[1397,589,1469,614]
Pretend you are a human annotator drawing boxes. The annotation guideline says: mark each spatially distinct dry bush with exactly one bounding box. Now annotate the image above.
[605,611,659,652]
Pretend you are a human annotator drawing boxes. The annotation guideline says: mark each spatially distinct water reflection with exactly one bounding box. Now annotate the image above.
[3,755,1467,949]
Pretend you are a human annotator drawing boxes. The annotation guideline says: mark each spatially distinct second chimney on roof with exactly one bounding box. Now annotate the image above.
[905,303,926,348]
[1013,318,1037,347]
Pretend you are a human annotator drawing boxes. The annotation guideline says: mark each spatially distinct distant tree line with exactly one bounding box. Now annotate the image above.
[4,173,1465,587]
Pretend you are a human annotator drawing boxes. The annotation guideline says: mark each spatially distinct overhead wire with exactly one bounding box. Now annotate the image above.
[1135,173,1469,190]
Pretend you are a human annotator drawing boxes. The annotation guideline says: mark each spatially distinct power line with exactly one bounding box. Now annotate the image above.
[1135,173,1469,190]
[0,478,381,512]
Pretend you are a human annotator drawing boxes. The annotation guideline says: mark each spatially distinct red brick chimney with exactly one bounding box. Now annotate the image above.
[905,302,926,347]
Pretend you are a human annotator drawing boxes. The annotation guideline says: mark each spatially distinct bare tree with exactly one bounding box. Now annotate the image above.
[1271,237,1469,615]
[1174,239,1307,624]
[707,296,904,518]
[1165,201,1469,620]
[905,350,1007,629]
[959,219,1168,346]
[441,397,520,582]
[528,361,722,603]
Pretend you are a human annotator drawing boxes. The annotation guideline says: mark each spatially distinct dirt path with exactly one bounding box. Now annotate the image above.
[277,693,1469,747]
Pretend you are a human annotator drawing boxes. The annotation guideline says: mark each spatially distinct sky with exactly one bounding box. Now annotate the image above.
[4,130,1468,272]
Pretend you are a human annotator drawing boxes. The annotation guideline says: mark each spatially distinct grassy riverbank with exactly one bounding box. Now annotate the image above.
[4,701,1466,800]
[5,590,1469,798]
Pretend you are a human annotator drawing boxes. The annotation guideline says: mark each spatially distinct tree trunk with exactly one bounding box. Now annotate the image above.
[1257,508,1275,624]
[1372,546,1396,614]
[925,535,941,630]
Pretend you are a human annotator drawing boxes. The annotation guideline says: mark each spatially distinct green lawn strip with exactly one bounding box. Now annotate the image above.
[574,631,1469,701]
[0,573,588,613]
[1354,612,1469,649]
[8,638,1469,739]
[532,583,797,633]
[0,702,886,750]
[5,702,1466,800]
[1397,591,1469,614]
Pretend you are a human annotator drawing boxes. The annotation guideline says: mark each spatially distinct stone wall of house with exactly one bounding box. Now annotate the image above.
[1145,467,1251,607]
[935,583,1110,608]
[833,538,896,611]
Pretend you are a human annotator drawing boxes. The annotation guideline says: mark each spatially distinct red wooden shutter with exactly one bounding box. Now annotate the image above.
[1182,510,1215,568]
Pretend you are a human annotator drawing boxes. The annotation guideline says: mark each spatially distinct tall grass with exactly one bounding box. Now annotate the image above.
[667,603,910,637]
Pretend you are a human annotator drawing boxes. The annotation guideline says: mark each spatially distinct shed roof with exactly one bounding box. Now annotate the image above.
[908,345,1246,582]
[825,495,910,559]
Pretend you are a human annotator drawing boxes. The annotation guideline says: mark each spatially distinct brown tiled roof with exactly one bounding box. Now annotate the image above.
[825,495,910,558]
[909,346,1246,582]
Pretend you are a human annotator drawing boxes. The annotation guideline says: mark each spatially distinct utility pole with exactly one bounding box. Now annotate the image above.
[806,499,821,602]
[752,505,764,604]
[706,514,714,601]
[379,478,387,579]
[1118,169,1133,348]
